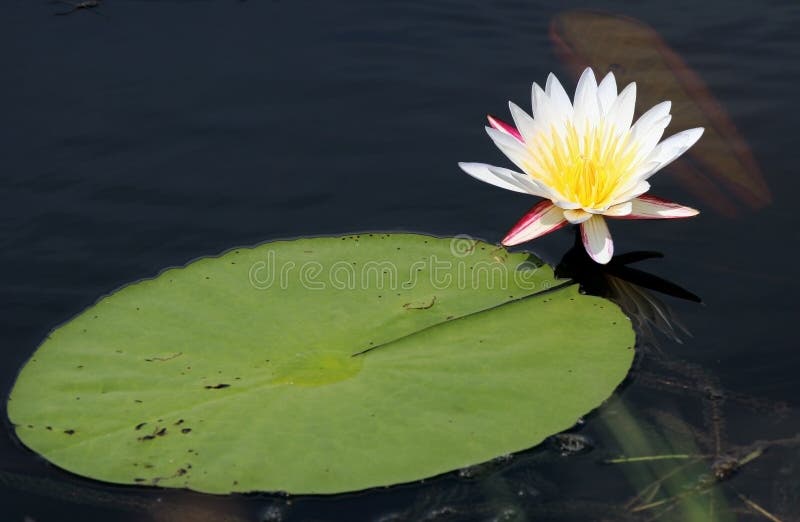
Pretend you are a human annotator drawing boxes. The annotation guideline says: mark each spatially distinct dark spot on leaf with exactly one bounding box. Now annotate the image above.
[182,428,192,434]
[145,352,182,363]
[174,419,184,426]
[64,429,75,435]
[204,384,230,390]
[403,296,437,310]
[135,422,147,431]
[134,478,147,483]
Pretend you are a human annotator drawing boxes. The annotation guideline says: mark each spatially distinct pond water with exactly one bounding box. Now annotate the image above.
[2,0,799,520]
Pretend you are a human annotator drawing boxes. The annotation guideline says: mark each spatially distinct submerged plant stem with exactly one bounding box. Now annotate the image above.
[605,453,704,464]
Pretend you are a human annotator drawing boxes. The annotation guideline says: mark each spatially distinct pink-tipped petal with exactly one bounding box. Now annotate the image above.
[487,115,523,143]
[580,215,614,264]
[502,201,567,246]
[617,195,700,220]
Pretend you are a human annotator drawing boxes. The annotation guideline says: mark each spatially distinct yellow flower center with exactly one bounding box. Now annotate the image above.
[525,121,639,210]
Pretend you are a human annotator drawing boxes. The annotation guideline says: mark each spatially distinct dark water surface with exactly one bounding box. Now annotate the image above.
[2,0,799,520]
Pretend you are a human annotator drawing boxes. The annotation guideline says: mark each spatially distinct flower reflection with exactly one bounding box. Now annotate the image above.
[554,231,700,346]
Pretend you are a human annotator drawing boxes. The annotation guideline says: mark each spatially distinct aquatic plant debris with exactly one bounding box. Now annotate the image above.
[8,234,634,494]
[459,67,704,264]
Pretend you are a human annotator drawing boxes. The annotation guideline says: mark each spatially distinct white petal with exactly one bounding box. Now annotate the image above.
[580,215,614,264]
[639,128,705,181]
[545,73,574,117]
[630,101,672,141]
[530,84,569,142]
[608,181,651,207]
[487,165,551,197]
[530,81,543,117]
[602,201,633,217]
[630,115,672,165]
[597,72,618,115]
[458,162,528,193]
[607,82,637,133]
[564,208,592,223]
[573,68,600,130]
[623,195,700,219]
[552,199,583,210]
[502,201,567,246]
[508,102,537,143]
[485,126,531,173]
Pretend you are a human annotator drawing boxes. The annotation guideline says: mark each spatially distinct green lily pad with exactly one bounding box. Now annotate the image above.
[7,233,634,494]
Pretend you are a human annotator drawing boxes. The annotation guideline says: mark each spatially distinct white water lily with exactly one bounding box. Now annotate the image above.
[459,67,704,264]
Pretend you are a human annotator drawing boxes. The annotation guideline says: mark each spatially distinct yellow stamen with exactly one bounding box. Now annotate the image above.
[523,121,639,209]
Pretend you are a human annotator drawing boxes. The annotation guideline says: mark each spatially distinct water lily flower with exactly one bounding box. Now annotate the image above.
[459,68,704,264]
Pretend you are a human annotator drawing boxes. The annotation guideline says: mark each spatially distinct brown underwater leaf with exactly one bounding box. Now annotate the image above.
[550,10,771,217]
